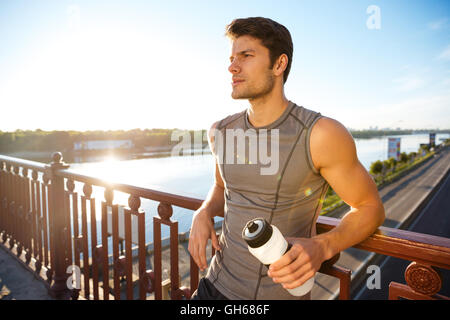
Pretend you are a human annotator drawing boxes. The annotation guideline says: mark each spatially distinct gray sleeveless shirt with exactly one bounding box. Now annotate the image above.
[205,101,329,300]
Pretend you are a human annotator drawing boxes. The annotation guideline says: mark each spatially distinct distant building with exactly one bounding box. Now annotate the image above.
[74,140,134,151]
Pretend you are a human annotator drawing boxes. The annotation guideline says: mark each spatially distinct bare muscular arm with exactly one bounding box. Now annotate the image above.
[268,117,385,289]
[188,122,225,271]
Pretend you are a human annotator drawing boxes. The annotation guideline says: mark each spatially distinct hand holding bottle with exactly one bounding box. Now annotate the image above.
[242,218,316,296]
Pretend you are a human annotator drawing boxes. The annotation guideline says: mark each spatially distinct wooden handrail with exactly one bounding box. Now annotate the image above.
[55,168,204,211]
[0,154,47,172]
[317,216,450,270]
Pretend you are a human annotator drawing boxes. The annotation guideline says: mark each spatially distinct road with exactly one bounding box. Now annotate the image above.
[354,162,450,299]
[311,146,450,300]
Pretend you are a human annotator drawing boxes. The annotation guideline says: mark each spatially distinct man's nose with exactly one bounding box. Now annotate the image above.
[228,60,240,74]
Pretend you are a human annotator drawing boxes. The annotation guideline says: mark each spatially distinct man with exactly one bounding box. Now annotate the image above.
[189,17,385,300]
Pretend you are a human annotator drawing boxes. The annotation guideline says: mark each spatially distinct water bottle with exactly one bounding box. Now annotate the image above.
[242,217,315,296]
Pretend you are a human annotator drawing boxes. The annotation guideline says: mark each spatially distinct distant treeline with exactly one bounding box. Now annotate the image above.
[349,128,449,139]
[0,128,201,154]
[0,128,448,154]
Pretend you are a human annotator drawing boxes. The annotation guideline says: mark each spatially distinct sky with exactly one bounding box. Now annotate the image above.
[0,0,449,132]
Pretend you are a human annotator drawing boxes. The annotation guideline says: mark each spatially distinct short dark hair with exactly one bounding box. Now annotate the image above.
[225,17,293,83]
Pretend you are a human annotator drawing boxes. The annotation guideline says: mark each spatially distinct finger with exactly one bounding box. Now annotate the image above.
[282,270,315,290]
[189,237,204,270]
[211,230,221,251]
[189,239,200,268]
[198,241,208,270]
[188,237,195,260]
[269,250,310,279]
[269,245,303,272]
[270,257,306,281]
[273,261,311,285]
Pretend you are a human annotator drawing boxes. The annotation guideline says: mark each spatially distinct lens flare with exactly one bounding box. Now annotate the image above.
[304,187,312,197]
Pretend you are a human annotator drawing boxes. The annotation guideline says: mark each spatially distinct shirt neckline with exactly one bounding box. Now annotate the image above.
[244,100,295,130]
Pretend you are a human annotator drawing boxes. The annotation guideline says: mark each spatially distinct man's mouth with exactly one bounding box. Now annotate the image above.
[232,79,245,87]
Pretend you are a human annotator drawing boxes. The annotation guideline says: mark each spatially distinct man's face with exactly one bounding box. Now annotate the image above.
[228,35,275,100]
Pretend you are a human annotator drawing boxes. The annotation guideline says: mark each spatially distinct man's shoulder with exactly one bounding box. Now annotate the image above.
[312,116,351,138]
[206,109,247,144]
[310,116,357,169]
[211,109,247,130]
[290,103,323,128]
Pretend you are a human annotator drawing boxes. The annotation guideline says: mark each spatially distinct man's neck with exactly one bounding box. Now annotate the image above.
[247,91,289,128]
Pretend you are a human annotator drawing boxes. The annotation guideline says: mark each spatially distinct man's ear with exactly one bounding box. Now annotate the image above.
[273,54,288,77]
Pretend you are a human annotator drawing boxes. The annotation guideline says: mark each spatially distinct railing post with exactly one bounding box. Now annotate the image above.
[47,152,71,300]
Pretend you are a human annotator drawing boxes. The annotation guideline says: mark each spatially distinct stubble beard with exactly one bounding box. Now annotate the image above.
[231,71,275,100]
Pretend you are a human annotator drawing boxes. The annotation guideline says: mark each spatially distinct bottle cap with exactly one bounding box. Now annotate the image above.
[242,218,273,248]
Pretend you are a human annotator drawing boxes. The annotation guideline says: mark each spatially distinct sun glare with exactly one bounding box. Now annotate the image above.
[1,24,230,131]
